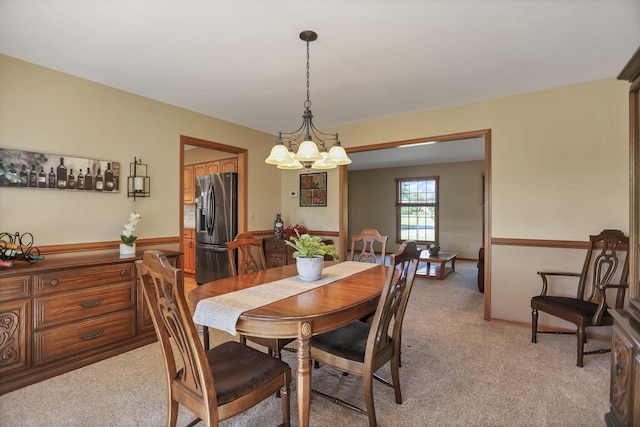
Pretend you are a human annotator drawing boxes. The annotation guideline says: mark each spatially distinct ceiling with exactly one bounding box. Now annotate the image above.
[347,137,485,171]
[1,1,639,169]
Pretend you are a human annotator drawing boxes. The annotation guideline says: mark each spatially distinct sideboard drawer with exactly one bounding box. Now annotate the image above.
[264,239,286,253]
[34,310,136,366]
[34,263,135,296]
[0,275,31,302]
[35,282,136,329]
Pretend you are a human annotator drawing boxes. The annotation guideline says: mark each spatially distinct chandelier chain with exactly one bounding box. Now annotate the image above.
[305,39,311,109]
[265,30,351,170]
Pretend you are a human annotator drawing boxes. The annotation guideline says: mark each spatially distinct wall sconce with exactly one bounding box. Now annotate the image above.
[127,157,150,200]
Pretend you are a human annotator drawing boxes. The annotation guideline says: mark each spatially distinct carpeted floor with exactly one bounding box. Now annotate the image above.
[0,261,611,426]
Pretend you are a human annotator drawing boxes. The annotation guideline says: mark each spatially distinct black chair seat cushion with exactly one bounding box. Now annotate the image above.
[531,296,610,318]
[206,341,290,405]
[311,320,374,362]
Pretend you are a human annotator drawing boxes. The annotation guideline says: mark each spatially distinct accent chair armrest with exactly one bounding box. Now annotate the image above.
[536,271,581,296]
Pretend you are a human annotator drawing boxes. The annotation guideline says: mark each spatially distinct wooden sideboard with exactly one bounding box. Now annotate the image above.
[263,238,294,268]
[606,45,640,427]
[0,249,180,396]
[607,311,640,426]
[263,237,336,269]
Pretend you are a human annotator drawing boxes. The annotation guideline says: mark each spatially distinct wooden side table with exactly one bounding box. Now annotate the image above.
[416,251,457,280]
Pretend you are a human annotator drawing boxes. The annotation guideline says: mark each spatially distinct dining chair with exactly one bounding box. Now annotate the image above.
[531,229,629,367]
[136,250,291,427]
[349,229,388,266]
[227,233,296,359]
[310,240,420,427]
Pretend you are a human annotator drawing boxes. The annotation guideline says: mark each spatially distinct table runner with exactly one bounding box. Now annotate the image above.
[192,261,378,335]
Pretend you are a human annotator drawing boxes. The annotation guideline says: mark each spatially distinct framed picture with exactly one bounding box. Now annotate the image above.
[0,148,120,193]
[299,172,327,207]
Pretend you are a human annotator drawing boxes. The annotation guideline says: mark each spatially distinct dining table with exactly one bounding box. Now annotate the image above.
[188,261,390,427]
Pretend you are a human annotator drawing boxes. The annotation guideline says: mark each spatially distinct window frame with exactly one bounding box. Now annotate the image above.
[395,176,439,245]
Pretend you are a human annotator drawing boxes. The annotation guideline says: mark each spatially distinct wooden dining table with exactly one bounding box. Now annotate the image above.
[188,261,390,427]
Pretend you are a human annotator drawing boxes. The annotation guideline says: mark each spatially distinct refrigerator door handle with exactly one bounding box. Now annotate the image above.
[205,180,215,235]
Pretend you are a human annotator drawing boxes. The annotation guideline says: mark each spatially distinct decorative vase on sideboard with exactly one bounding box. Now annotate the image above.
[120,243,136,255]
[296,256,324,281]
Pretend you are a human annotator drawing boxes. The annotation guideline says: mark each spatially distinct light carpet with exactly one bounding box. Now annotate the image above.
[0,261,611,426]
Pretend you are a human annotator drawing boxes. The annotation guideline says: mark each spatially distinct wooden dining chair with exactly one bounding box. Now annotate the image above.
[350,229,388,266]
[310,240,420,427]
[136,250,291,427]
[227,232,267,276]
[227,233,296,359]
[531,229,629,367]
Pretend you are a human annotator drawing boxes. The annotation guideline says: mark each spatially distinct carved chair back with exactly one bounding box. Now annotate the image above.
[227,233,267,276]
[350,229,389,266]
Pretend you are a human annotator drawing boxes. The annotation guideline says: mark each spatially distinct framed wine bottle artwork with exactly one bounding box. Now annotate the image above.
[0,148,120,193]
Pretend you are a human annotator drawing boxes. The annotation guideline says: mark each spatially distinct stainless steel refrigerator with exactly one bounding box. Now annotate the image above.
[195,172,237,285]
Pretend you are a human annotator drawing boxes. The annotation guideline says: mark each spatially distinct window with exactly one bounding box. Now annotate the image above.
[396,176,438,244]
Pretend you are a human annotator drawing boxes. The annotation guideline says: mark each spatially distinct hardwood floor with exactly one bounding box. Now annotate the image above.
[183,273,197,313]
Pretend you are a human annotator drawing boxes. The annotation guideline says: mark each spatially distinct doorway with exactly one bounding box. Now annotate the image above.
[339,129,492,320]
[179,135,248,252]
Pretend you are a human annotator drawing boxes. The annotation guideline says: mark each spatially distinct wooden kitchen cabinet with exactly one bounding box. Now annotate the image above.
[183,165,195,204]
[0,250,180,396]
[192,157,238,178]
[206,162,220,174]
[219,157,238,172]
[193,163,207,177]
[183,229,196,274]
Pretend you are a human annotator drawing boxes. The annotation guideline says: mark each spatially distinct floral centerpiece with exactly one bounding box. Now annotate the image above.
[285,230,339,260]
[285,230,339,281]
[284,224,308,240]
[120,211,141,255]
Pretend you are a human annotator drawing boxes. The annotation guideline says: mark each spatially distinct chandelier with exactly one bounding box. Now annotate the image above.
[265,30,352,170]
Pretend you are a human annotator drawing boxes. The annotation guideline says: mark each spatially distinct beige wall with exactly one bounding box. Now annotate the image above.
[184,147,237,166]
[326,77,630,324]
[0,54,281,246]
[278,167,341,231]
[1,53,630,325]
[348,160,484,259]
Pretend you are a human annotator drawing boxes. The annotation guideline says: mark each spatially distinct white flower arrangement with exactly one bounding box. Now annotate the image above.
[121,211,142,246]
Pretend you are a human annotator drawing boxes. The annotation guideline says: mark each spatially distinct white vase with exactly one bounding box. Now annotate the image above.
[120,243,136,256]
[296,256,324,281]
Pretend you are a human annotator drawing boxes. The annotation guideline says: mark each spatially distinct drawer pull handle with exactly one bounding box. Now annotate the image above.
[50,279,59,286]
[615,363,624,376]
[79,298,104,308]
[120,270,127,276]
[78,329,105,340]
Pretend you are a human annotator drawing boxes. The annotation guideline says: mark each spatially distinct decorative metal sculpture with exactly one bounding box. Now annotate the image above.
[0,232,43,267]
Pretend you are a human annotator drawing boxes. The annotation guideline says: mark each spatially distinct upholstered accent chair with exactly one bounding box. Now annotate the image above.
[531,229,629,367]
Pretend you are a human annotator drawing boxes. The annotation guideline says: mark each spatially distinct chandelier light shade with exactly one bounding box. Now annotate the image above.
[265,30,352,170]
